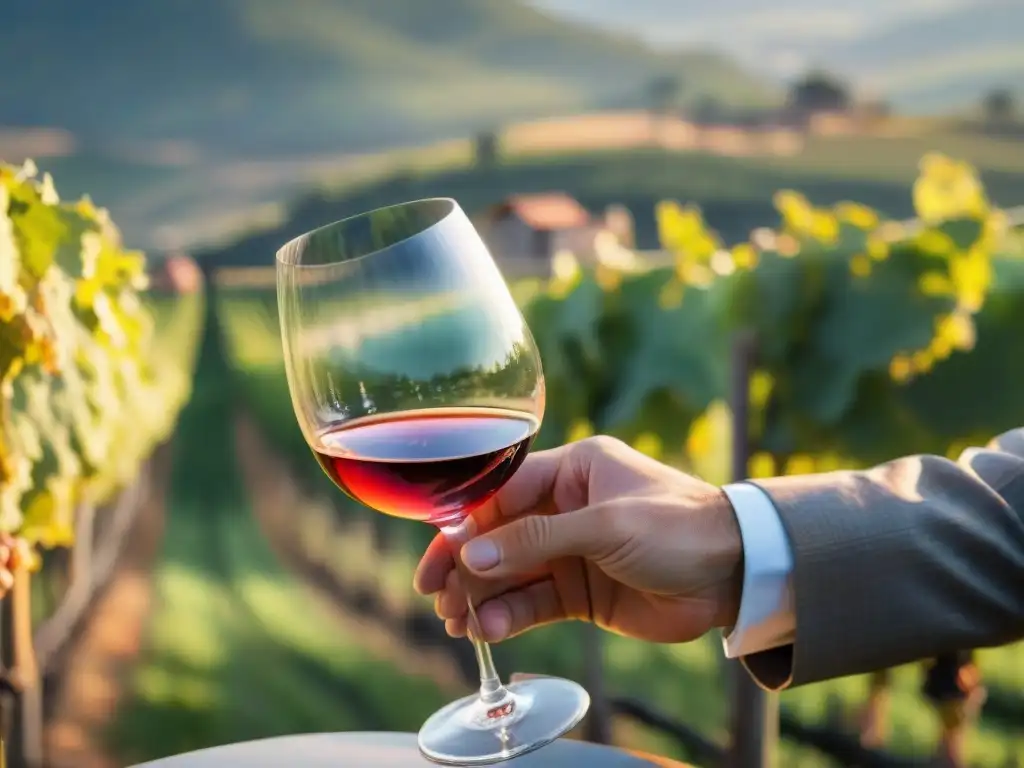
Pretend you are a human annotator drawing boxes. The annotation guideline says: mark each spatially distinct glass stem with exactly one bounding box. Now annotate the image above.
[441,522,516,718]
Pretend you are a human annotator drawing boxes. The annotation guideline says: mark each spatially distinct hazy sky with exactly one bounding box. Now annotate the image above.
[528,0,981,77]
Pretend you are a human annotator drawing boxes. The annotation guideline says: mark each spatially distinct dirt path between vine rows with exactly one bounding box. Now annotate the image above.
[42,442,173,768]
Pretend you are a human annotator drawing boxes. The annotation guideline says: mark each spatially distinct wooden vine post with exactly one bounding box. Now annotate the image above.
[726,330,779,768]
[0,566,43,768]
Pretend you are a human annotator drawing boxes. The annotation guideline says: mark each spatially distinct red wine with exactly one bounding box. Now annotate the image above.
[314,408,539,526]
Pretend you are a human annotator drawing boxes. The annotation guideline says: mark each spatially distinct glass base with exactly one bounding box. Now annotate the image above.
[417,677,590,765]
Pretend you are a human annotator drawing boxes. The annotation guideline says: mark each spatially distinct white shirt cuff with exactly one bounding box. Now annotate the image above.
[721,482,796,658]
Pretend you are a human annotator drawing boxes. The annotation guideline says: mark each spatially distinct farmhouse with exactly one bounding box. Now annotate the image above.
[476,192,633,278]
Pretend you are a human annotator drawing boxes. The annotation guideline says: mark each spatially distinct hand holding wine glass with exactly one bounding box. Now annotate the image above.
[415,436,745,645]
[277,199,589,765]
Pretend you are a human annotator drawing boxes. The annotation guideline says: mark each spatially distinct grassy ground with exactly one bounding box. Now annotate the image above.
[211,287,1024,766]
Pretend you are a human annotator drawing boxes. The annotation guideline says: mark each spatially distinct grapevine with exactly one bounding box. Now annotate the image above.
[525,154,1023,479]
[0,160,203,599]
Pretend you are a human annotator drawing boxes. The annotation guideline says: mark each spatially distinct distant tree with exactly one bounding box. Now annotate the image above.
[647,74,684,117]
[789,70,851,112]
[646,74,684,146]
[983,88,1015,123]
[475,130,500,168]
[691,95,723,124]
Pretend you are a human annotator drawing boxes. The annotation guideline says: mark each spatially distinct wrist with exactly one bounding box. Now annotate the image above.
[712,487,744,629]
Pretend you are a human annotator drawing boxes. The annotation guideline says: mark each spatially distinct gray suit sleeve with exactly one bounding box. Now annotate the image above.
[738,428,1024,690]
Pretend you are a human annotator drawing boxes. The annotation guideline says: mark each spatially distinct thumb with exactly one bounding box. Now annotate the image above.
[460,504,617,578]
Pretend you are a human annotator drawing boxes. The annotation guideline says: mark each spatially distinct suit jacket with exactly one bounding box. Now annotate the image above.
[741,428,1024,690]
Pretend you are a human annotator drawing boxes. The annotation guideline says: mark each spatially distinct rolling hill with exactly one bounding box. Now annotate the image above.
[829,0,1024,111]
[531,0,1024,110]
[0,0,771,156]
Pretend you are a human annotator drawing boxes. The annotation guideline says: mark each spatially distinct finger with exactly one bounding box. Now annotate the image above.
[445,617,467,639]
[476,579,566,641]
[434,568,462,620]
[461,503,618,579]
[436,571,551,621]
[488,445,571,521]
[418,439,612,595]
[483,436,635,524]
[414,530,455,595]
[436,569,465,620]
[417,440,599,594]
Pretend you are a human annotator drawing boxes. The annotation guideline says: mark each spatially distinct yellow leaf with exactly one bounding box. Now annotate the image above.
[930,335,953,360]
[731,242,758,270]
[774,190,814,233]
[913,153,988,223]
[810,210,839,243]
[566,419,594,443]
[784,454,816,475]
[911,350,934,374]
[686,412,712,458]
[816,452,844,472]
[835,202,879,230]
[632,432,663,459]
[656,201,713,256]
[935,313,975,351]
[549,251,580,298]
[916,229,955,255]
[918,272,953,296]
[748,370,774,409]
[850,254,871,277]
[866,236,888,261]
[889,355,913,383]
[747,452,776,479]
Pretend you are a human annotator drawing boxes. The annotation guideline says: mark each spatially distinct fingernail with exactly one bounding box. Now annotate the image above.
[462,539,500,571]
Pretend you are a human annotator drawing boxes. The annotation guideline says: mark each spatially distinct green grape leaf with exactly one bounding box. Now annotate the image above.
[734,250,809,364]
[600,270,727,432]
[549,276,605,366]
[937,217,985,252]
[899,256,1024,440]
[800,254,953,425]
[6,182,67,281]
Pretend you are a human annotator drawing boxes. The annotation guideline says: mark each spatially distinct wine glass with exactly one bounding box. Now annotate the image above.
[276,198,590,764]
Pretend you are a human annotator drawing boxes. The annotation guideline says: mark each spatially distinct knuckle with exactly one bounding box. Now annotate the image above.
[583,434,626,456]
[594,499,626,532]
[503,592,536,637]
[515,514,550,551]
[571,436,627,478]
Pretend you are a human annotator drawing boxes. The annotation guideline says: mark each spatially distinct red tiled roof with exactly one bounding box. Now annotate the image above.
[493,193,590,230]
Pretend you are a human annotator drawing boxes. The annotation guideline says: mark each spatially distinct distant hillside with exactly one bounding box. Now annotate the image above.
[829,0,1024,111]
[0,0,771,156]
[530,0,1024,110]
[197,129,1024,272]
